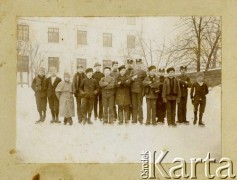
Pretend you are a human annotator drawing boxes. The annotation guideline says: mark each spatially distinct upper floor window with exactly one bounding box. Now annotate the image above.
[17,55,29,72]
[48,57,59,71]
[103,33,112,47]
[127,17,136,25]
[17,25,29,41]
[127,35,136,48]
[77,31,87,45]
[77,58,87,69]
[48,28,59,43]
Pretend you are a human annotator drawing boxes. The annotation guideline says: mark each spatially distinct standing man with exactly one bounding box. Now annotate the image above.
[99,67,116,124]
[162,67,181,127]
[177,66,192,124]
[110,61,119,121]
[31,67,47,123]
[80,68,99,124]
[130,59,147,124]
[125,59,134,121]
[46,66,62,123]
[72,65,86,123]
[92,62,104,121]
[156,68,166,124]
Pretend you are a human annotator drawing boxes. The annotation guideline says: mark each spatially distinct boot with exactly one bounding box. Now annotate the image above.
[42,111,46,122]
[64,118,68,125]
[36,112,43,123]
[193,111,197,125]
[198,113,205,126]
[118,111,123,125]
[69,117,73,125]
[55,116,61,123]
[87,113,93,124]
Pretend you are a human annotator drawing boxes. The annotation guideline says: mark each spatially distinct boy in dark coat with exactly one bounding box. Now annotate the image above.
[130,59,147,124]
[99,67,116,124]
[190,72,209,126]
[46,66,62,123]
[115,65,131,124]
[143,65,160,125]
[72,65,86,123]
[177,66,192,124]
[156,68,166,124]
[110,61,119,120]
[80,68,99,124]
[92,62,105,121]
[162,67,181,127]
[31,67,47,123]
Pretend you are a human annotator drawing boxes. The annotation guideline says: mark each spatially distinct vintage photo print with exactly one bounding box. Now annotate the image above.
[16,16,221,163]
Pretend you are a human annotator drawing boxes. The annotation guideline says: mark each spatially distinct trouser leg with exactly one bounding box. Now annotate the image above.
[152,99,157,124]
[131,93,138,122]
[137,92,143,123]
[109,95,115,123]
[98,93,103,119]
[94,95,98,119]
[146,98,151,124]
[76,96,83,121]
[166,101,172,125]
[103,96,108,123]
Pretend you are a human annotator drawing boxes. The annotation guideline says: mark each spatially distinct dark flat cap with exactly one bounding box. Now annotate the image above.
[112,61,118,66]
[127,59,134,64]
[118,65,126,71]
[94,62,101,67]
[85,68,93,73]
[166,67,175,73]
[104,66,111,71]
[180,66,187,70]
[136,59,142,63]
[148,65,156,71]
[158,68,165,73]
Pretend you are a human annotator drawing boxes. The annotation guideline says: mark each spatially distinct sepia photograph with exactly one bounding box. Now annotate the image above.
[16,16,221,163]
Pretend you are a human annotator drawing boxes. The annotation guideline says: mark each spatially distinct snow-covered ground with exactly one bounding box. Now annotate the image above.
[16,85,221,163]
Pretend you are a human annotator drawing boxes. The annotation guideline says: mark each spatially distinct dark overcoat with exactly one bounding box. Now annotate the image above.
[115,75,131,106]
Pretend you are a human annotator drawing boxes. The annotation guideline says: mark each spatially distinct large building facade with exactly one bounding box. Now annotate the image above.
[17,17,143,83]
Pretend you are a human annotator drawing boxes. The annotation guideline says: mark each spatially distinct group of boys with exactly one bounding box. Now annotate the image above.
[32,59,209,127]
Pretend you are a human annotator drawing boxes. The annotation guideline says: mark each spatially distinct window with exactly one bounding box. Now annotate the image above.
[17,56,29,72]
[48,28,59,43]
[77,31,87,45]
[103,60,112,69]
[127,17,136,25]
[17,25,29,41]
[77,58,87,69]
[103,33,112,47]
[127,35,136,48]
[48,57,59,71]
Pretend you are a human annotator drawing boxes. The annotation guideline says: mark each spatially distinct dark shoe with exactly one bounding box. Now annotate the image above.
[88,120,93,124]
[69,118,73,125]
[145,121,150,125]
[193,112,197,125]
[118,122,123,125]
[131,120,137,124]
[152,122,157,125]
[55,117,61,123]
[64,118,68,125]
[50,117,56,123]
[171,123,177,127]
[35,119,43,124]
[199,122,205,126]
[83,120,87,125]
[103,121,108,124]
[183,120,189,124]
[138,120,143,124]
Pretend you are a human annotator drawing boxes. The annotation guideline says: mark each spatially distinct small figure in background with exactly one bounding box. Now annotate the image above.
[55,72,75,125]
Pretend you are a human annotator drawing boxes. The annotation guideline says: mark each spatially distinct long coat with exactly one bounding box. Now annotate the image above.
[31,75,47,97]
[115,75,131,106]
[55,81,75,117]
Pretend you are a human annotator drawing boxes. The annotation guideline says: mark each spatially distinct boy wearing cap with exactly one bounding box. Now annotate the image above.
[156,68,166,124]
[92,62,105,121]
[72,65,86,123]
[190,72,208,126]
[115,65,131,124]
[31,67,47,123]
[143,65,160,125]
[46,66,62,123]
[55,72,75,125]
[80,68,99,124]
[162,67,181,127]
[130,59,147,124]
[99,67,116,124]
[177,66,192,124]
[110,61,119,120]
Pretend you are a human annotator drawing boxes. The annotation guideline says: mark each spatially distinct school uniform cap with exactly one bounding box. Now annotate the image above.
[127,59,133,64]
[118,65,126,71]
[148,65,156,71]
[166,67,175,73]
[180,66,187,70]
[104,66,111,71]
[112,61,118,66]
[136,59,142,63]
[94,62,101,67]
[158,68,165,73]
[85,68,93,73]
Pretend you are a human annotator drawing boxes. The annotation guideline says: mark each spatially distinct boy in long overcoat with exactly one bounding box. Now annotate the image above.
[115,65,131,124]
[55,72,75,125]
[190,72,209,126]
[162,67,181,127]
[99,67,116,124]
[143,65,160,125]
[80,68,99,124]
[177,66,192,124]
[31,67,47,123]
[46,66,62,123]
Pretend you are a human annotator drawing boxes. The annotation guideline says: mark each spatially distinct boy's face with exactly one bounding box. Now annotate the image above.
[180,69,186,75]
[197,76,204,82]
[113,64,118,70]
[50,68,57,76]
[104,69,111,76]
[77,67,84,73]
[95,65,101,72]
[149,69,156,76]
[168,70,175,77]
[86,72,93,78]
[119,69,126,76]
[38,70,45,77]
